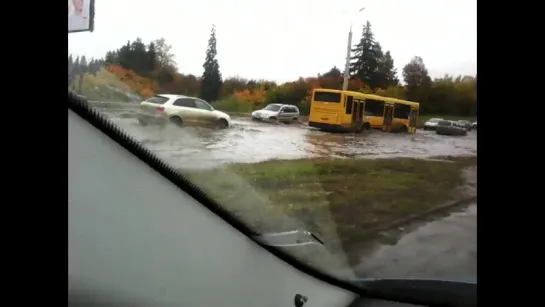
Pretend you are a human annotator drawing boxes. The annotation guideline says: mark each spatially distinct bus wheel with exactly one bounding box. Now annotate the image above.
[399,125,408,133]
[363,122,370,131]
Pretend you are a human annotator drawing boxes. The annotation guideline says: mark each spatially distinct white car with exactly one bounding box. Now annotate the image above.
[138,94,231,129]
[423,118,443,130]
[251,104,300,123]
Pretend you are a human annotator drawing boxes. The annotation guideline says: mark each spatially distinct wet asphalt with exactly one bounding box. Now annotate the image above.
[92,102,477,170]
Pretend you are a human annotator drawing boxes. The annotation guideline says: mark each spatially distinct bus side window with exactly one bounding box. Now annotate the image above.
[365,99,384,117]
[394,104,411,119]
[345,96,354,114]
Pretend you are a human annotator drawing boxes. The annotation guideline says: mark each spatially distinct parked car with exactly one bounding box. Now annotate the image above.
[457,120,473,131]
[436,120,467,136]
[423,118,443,130]
[137,94,231,129]
[251,104,300,123]
[472,121,477,130]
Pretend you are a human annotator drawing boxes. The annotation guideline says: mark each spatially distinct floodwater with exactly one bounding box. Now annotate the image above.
[355,204,477,281]
[89,101,477,281]
[92,102,477,170]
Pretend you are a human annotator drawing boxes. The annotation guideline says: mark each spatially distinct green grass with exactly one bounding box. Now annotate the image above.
[225,111,252,117]
[214,97,254,114]
[184,156,477,265]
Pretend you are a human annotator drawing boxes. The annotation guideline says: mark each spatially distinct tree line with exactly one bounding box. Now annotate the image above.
[68,22,476,116]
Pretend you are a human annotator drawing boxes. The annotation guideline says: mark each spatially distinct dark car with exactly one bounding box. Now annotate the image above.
[436,120,467,136]
[457,120,472,131]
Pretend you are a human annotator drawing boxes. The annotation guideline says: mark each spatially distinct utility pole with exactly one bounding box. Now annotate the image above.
[342,7,365,91]
[342,26,353,91]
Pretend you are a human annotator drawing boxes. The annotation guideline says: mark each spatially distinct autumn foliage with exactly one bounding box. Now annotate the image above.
[73,60,476,117]
[233,88,266,105]
[106,65,158,98]
[217,73,476,117]
[69,36,475,117]
[218,75,374,115]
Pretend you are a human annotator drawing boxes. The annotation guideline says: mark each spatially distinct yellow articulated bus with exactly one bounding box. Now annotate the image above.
[363,94,419,133]
[308,89,419,133]
[308,89,368,133]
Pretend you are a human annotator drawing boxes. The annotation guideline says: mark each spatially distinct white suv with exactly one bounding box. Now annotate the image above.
[138,94,231,129]
[423,118,443,130]
[251,104,300,123]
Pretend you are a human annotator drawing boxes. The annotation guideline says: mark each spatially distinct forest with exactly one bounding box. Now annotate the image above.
[68,23,476,116]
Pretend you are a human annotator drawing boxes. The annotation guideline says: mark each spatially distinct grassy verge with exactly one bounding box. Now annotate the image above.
[225,111,252,117]
[185,156,477,266]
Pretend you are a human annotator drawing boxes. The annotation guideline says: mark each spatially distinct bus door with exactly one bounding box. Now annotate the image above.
[408,108,418,133]
[345,95,356,130]
[352,99,364,132]
[382,104,394,132]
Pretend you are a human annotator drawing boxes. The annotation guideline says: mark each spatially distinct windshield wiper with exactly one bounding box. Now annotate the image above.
[254,230,324,247]
[349,279,476,307]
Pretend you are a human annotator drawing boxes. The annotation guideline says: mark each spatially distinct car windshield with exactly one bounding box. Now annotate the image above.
[69,0,476,285]
[264,104,282,111]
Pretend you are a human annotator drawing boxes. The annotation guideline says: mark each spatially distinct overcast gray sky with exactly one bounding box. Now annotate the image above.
[68,0,476,83]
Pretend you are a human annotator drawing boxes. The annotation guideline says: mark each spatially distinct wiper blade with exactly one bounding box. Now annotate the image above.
[350,278,476,307]
[254,230,325,247]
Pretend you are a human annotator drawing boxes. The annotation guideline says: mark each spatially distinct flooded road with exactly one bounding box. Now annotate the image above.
[89,102,477,281]
[92,102,477,169]
[355,204,477,281]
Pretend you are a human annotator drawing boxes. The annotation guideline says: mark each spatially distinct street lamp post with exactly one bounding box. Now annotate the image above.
[342,27,353,91]
[342,7,365,91]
